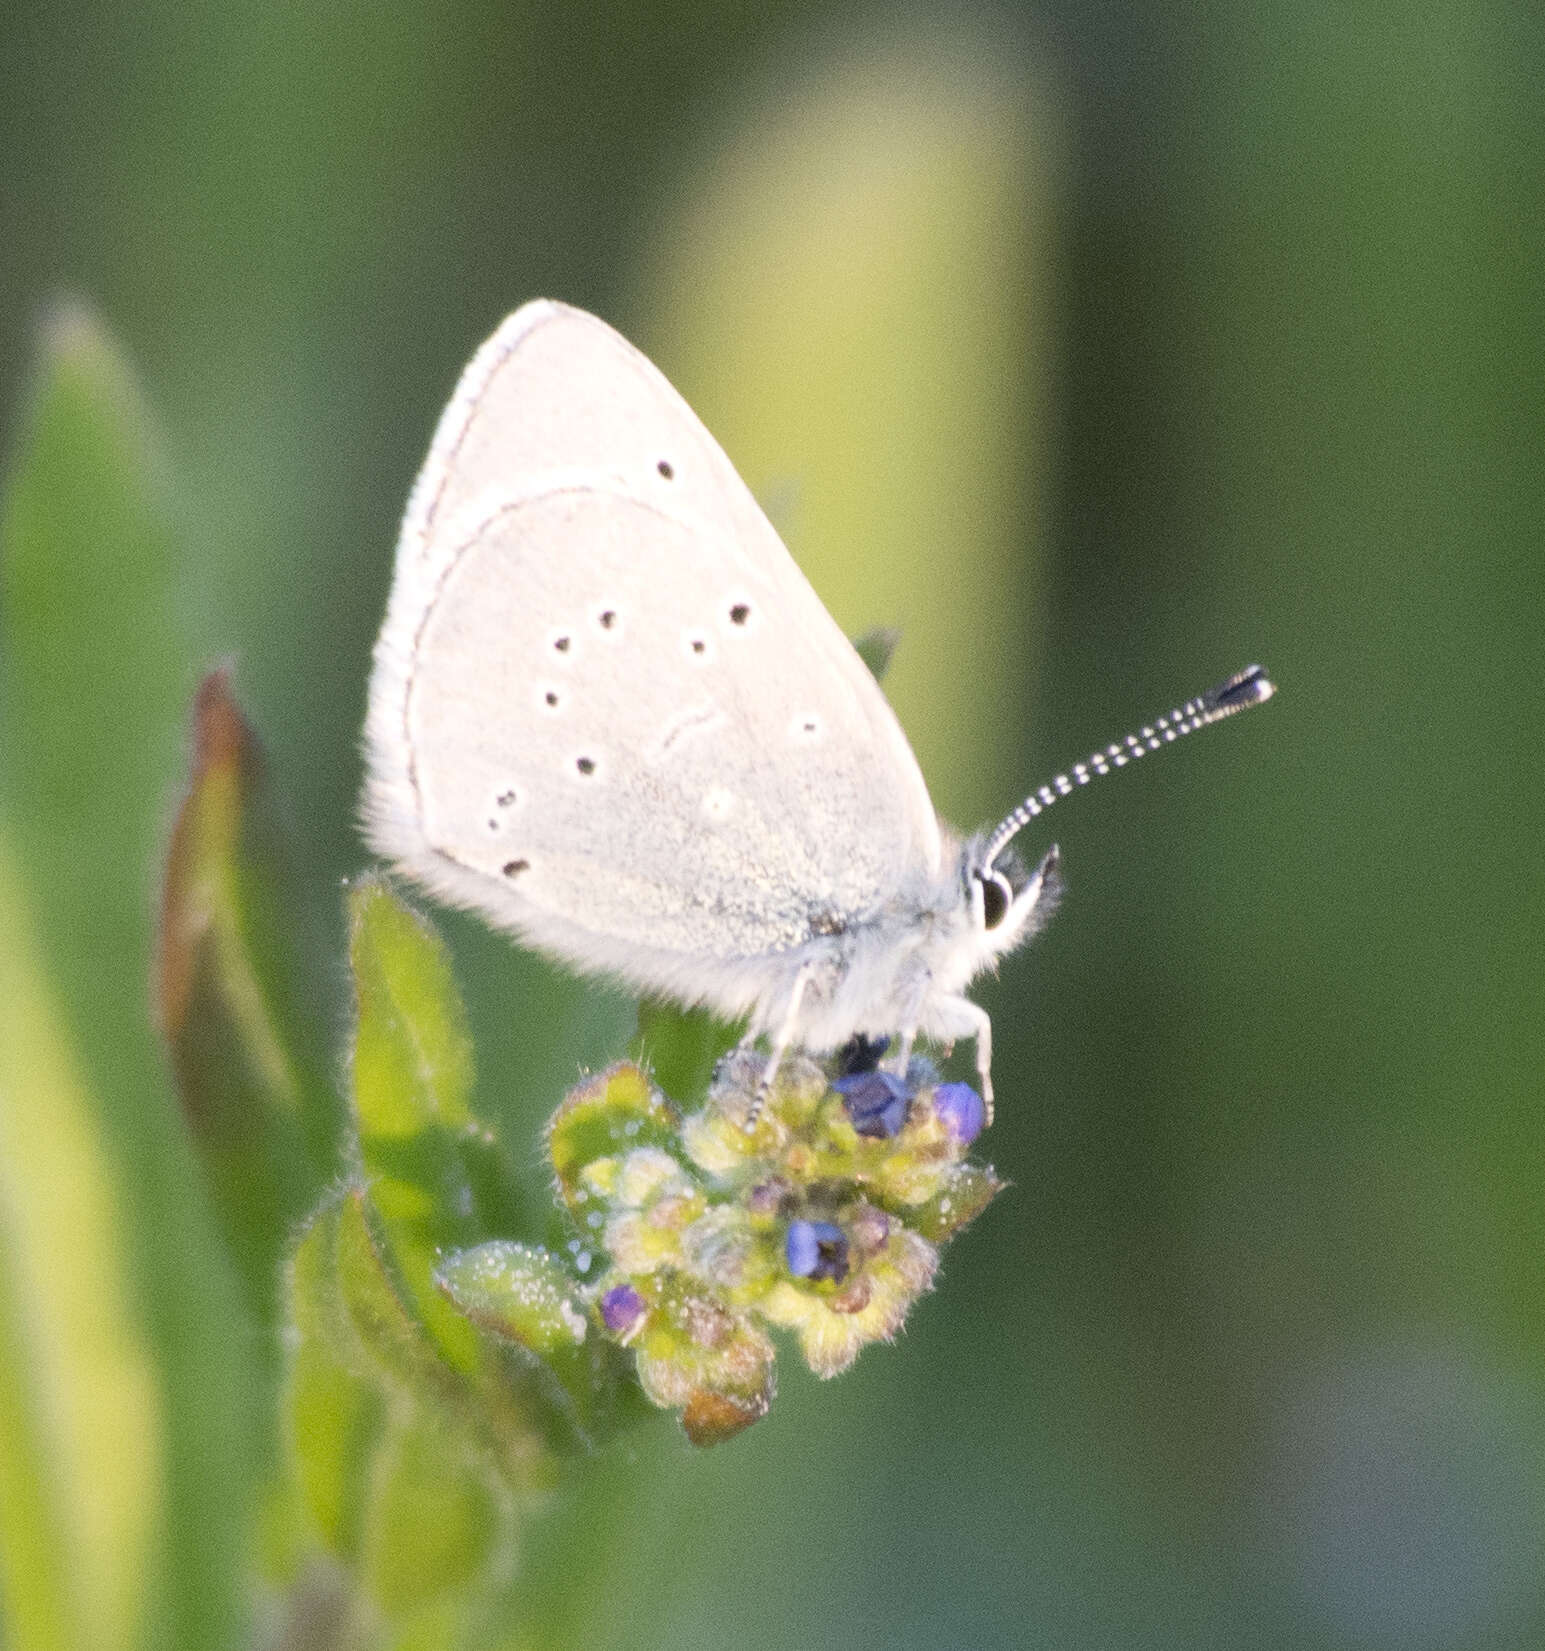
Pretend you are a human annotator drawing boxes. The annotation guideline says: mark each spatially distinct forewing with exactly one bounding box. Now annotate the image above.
[365,301,941,978]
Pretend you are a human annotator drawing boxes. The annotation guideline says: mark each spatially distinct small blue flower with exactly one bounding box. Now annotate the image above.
[785,1219,850,1283]
[933,1082,985,1145]
[601,1282,647,1337]
[833,1069,910,1138]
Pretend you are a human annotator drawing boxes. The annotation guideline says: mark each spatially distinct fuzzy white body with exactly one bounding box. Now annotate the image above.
[363,301,1053,1103]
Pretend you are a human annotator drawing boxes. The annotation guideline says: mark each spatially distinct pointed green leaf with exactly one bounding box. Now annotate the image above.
[0,304,188,959]
[435,1241,640,1450]
[348,874,475,1137]
[436,1243,589,1357]
[443,1240,652,1454]
[340,881,619,1474]
[339,1188,572,1487]
[346,877,498,1372]
[906,1160,1004,1243]
[332,1188,464,1401]
[157,668,342,1322]
[287,1190,512,1528]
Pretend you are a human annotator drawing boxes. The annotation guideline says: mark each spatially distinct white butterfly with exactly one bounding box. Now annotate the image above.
[363,300,1272,1117]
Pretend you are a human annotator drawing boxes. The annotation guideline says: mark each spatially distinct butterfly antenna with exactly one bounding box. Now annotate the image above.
[982,664,1276,867]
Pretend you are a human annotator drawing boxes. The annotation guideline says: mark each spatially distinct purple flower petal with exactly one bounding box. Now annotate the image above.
[933,1082,985,1145]
[833,1069,910,1138]
[601,1282,646,1337]
[786,1219,850,1283]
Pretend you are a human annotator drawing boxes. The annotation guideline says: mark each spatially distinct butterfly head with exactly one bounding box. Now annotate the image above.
[951,663,1276,969]
[962,838,1062,963]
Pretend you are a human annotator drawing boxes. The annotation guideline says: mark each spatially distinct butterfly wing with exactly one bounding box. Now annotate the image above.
[364,301,941,1008]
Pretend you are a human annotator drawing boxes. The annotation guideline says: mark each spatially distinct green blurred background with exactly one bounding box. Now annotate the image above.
[3,1,1544,1646]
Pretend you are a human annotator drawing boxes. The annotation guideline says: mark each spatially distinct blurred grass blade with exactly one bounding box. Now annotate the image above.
[0,832,161,1651]
[157,668,343,1323]
[0,304,253,1649]
[0,302,189,1010]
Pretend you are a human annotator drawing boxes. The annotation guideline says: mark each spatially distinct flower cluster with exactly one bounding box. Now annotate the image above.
[526,1049,1003,1443]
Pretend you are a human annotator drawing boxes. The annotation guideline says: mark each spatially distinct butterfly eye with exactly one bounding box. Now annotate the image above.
[977,870,1012,931]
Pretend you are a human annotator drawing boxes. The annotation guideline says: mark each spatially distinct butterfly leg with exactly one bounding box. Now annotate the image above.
[938,997,995,1126]
[887,1029,917,1075]
[745,962,815,1127]
[971,1004,995,1126]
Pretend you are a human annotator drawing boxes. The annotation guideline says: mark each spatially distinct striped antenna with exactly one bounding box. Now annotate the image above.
[982,664,1275,868]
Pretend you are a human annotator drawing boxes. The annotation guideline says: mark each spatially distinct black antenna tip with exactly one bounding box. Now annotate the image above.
[980,664,1275,866]
[1205,664,1275,714]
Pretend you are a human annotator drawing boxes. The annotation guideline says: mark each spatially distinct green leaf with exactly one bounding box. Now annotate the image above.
[331,1187,467,1403]
[157,668,343,1324]
[284,1190,516,1624]
[360,1410,504,1621]
[347,877,511,1374]
[328,883,612,1518]
[435,1241,642,1449]
[327,1183,575,1488]
[907,1161,1005,1243]
[285,1196,384,1561]
[348,875,475,1138]
[435,1244,588,1358]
